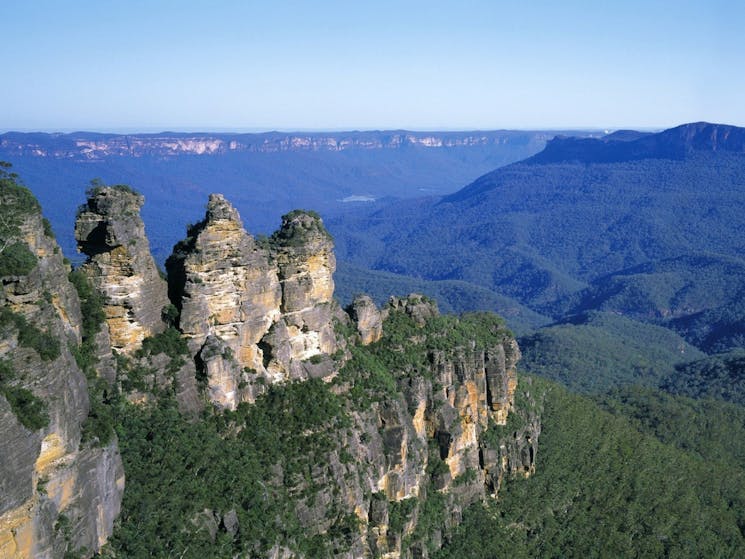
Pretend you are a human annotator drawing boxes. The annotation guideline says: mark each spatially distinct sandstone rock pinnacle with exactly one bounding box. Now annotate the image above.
[167,201,342,409]
[75,185,168,353]
[167,193,281,402]
[349,294,383,345]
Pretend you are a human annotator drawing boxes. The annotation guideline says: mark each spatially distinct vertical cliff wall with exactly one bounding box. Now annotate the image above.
[335,296,537,558]
[0,174,123,558]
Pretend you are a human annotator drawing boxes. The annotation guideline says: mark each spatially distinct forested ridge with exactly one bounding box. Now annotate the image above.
[329,123,745,556]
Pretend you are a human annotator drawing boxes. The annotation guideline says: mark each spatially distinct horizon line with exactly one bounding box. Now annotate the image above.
[0,125,668,136]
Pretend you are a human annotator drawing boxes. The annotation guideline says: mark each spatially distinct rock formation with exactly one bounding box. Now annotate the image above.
[75,185,168,353]
[0,181,540,558]
[166,194,282,408]
[158,194,535,555]
[167,199,342,409]
[0,179,123,558]
[272,210,339,369]
[349,294,383,345]
[271,296,536,558]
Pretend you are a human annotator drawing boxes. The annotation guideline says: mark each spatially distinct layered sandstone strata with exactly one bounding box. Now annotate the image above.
[1,185,123,558]
[75,186,168,353]
[167,198,341,409]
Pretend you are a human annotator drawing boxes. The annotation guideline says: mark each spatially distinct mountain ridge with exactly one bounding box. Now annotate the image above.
[441,121,745,204]
[529,121,745,165]
[0,129,589,160]
[329,121,745,350]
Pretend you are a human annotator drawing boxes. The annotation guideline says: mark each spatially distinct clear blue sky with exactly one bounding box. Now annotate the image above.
[2,0,743,132]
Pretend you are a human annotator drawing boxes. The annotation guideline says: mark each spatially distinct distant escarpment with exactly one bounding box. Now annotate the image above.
[0,130,562,159]
[0,170,123,558]
[529,121,745,164]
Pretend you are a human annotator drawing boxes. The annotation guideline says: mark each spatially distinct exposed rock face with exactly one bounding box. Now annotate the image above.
[276,297,536,559]
[167,199,341,409]
[385,293,439,326]
[271,210,339,373]
[157,190,532,554]
[167,194,281,395]
[0,184,124,558]
[0,130,560,160]
[349,294,383,345]
[75,186,168,353]
[2,176,540,558]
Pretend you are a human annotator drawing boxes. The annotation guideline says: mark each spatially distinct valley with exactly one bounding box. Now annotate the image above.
[2,122,745,557]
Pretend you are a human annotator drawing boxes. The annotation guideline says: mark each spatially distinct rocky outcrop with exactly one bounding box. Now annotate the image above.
[279,297,536,559]
[0,180,123,558]
[349,294,383,345]
[271,210,339,373]
[167,194,281,401]
[75,186,168,353]
[0,160,543,559]
[385,293,439,327]
[167,199,342,410]
[51,184,537,557]
[155,187,532,554]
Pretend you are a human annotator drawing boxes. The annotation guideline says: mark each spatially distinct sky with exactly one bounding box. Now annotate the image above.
[2,0,744,132]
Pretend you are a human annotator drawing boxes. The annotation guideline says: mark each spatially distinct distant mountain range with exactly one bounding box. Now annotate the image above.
[0,130,575,159]
[528,121,745,165]
[329,122,745,352]
[0,129,595,261]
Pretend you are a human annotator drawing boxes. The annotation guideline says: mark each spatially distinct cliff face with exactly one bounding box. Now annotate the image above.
[75,186,169,353]
[328,298,536,558]
[167,198,341,410]
[349,294,383,345]
[0,177,123,558]
[87,189,536,557]
[271,210,339,371]
[0,130,561,160]
[141,194,538,556]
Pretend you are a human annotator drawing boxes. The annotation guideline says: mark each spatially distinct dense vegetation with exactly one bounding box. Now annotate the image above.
[661,350,745,405]
[337,308,512,410]
[68,267,119,445]
[98,307,516,557]
[0,358,48,430]
[0,307,60,362]
[436,377,745,558]
[0,161,40,276]
[104,381,357,558]
[329,131,745,338]
[518,312,704,393]
[0,163,53,429]
[598,385,745,466]
[547,254,745,352]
